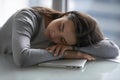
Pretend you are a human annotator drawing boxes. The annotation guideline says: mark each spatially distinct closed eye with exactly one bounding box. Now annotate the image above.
[59,23,67,44]
[59,23,64,32]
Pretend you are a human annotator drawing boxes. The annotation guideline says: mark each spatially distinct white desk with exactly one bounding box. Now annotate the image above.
[0,54,120,80]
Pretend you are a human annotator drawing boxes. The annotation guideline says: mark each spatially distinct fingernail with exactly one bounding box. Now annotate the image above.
[48,50,52,53]
[54,54,57,56]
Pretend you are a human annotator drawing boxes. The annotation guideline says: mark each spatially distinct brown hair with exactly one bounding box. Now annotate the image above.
[32,6,104,47]
[63,11,104,47]
[32,6,63,27]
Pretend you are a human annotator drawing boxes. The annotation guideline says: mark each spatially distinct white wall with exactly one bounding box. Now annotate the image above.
[0,0,53,27]
[0,0,29,27]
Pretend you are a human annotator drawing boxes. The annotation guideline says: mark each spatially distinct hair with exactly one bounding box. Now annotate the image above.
[32,6,104,47]
[32,6,63,27]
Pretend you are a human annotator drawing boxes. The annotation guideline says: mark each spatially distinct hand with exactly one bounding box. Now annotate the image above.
[46,44,73,56]
[77,52,96,61]
[64,51,96,61]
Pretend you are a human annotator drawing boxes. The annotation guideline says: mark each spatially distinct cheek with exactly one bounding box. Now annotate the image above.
[49,21,60,30]
[48,24,57,31]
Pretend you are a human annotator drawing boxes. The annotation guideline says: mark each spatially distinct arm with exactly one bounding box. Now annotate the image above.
[12,9,62,67]
[74,39,119,58]
[46,45,95,60]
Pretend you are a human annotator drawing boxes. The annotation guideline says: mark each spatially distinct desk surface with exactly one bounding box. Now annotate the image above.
[0,54,120,80]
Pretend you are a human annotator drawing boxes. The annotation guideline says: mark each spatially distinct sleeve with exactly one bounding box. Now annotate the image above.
[74,39,119,58]
[12,10,62,67]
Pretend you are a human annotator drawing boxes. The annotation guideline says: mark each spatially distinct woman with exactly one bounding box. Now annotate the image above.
[0,7,119,67]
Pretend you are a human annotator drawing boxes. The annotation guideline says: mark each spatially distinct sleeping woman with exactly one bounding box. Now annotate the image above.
[0,6,119,67]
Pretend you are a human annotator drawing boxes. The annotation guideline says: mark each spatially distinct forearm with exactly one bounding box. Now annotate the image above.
[74,39,119,58]
[13,48,62,67]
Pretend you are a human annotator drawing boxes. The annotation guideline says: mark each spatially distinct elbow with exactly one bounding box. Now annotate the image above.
[108,50,119,58]
[13,54,25,67]
[15,61,24,68]
[110,46,119,58]
[13,50,28,67]
[105,44,119,58]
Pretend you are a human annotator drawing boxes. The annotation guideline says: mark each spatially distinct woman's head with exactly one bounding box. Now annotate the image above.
[32,7,104,47]
[45,15,77,45]
[45,11,104,47]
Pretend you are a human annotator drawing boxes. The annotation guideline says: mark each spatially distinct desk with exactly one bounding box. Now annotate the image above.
[0,54,120,80]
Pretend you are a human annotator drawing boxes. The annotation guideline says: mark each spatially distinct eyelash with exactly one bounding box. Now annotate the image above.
[59,23,64,32]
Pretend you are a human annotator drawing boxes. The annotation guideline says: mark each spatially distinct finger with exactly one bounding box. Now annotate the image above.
[59,47,68,56]
[54,45,62,56]
[45,47,52,51]
[84,55,96,61]
[47,46,56,53]
[88,55,96,61]
[89,56,96,60]
[46,47,50,50]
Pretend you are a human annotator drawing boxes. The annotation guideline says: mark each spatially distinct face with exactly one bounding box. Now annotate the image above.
[44,16,77,45]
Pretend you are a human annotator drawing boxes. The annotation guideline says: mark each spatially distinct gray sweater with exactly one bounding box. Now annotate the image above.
[0,9,119,67]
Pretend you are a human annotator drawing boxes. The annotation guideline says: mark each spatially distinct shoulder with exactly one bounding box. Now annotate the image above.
[15,8,43,21]
[13,8,44,28]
